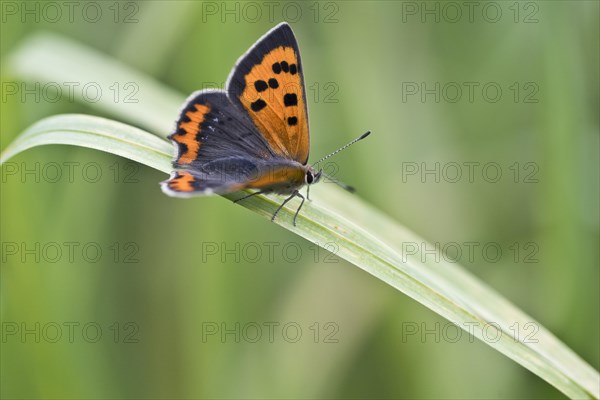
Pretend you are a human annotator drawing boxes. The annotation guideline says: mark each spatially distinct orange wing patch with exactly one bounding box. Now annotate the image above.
[165,171,196,192]
[162,169,249,196]
[239,46,309,164]
[171,103,211,164]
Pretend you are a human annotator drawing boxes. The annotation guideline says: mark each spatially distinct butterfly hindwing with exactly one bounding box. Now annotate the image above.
[161,170,235,197]
[227,22,310,165]
[161,166,251,197]
[161,159,306,197]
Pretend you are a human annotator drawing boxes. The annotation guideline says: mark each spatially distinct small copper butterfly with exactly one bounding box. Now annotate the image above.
[161,22,370,225]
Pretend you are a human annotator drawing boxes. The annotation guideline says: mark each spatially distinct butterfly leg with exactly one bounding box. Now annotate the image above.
[234,190,267,203]
[272,190,304,226]
[292,191,306,226]
[306,185,311,201]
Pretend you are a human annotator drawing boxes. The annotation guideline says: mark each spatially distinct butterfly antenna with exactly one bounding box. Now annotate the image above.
[311,131,371,168]
[322,172,356,193]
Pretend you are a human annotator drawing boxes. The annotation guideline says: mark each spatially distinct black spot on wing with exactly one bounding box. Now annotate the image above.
[251,99,267,112]
[287,116,298,126]
[283,93,297,107]
[272,62,282,74]
[268,78,279,88]
[254,80,268,92]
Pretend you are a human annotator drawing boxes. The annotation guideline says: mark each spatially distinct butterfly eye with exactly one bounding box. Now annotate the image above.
[306,170,321,185]
[306,171,314,184]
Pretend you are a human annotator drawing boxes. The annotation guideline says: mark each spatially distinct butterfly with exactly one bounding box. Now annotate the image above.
[161,22,369,226]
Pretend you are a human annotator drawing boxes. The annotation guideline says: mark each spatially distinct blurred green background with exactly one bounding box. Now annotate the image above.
[1,1,598,398]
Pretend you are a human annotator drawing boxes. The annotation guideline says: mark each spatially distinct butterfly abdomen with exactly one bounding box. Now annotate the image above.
[246,162,306,194]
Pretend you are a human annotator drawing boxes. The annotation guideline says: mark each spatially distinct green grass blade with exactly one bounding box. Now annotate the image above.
[1,114,598,399]
[0,114,172,171]
[4,32,183,136]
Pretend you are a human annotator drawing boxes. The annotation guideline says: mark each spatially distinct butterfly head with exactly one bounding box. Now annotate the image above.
[305,168,322,185]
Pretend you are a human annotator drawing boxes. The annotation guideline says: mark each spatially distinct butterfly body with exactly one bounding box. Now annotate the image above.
[161,23,326,224]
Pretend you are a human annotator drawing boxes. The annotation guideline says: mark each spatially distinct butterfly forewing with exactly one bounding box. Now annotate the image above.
[227,23,310,165]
